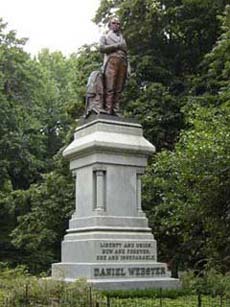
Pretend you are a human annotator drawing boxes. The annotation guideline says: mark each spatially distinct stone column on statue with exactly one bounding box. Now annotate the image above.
[136,172,143,214]
[94,169,106,212]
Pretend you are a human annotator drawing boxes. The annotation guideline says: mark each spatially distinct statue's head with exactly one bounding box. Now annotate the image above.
[108,17,121,33]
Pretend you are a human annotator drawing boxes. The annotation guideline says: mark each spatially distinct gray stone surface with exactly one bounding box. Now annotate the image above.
[88,278,180,290]
[52,115,180,290]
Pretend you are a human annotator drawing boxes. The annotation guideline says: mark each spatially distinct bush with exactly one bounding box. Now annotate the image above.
[102,288,191,299]
[0,264,104,306]
[181,269,230,296]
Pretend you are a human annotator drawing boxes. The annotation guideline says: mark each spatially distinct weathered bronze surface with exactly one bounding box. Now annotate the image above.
[85,17,128,117]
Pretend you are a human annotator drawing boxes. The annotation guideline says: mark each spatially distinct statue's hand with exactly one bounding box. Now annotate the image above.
[118,42,127,52]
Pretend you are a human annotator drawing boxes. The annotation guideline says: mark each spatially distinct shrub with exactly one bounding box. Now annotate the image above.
[0,264,104,306]
[102,287,191,299]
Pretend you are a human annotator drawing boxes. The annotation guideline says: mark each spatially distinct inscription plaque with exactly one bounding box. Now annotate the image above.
[93,266,166,278]
[96,241,156,262]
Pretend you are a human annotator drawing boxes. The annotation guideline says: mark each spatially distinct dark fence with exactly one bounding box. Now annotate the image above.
[3,286,230,306]
[105,294,230,307]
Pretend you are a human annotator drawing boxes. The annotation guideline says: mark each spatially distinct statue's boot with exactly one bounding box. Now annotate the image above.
[112,93,121,116]
[105,93,114,115]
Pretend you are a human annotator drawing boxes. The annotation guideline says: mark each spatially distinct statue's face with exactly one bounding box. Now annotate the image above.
[109,18,121,33]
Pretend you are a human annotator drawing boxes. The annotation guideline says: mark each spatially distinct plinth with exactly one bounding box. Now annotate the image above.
[52,115,179,289]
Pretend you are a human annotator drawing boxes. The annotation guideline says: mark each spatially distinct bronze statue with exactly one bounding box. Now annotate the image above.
[85,17,128,117]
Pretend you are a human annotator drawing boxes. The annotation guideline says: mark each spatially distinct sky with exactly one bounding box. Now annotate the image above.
[0,0,102,56]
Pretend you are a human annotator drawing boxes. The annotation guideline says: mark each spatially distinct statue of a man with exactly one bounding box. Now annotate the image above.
[99,17,128,115]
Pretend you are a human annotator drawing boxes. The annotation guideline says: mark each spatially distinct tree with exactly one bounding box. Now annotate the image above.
[142,5,230,274]
[7,156,74,273]
[94,0,227,150]
[0,21,77,268]
[0,18,101,270]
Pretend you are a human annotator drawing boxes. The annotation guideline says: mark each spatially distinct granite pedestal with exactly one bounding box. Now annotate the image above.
[52,115,179,289]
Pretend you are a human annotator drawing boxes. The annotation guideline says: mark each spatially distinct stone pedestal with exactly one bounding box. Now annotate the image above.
[52,115,179,289]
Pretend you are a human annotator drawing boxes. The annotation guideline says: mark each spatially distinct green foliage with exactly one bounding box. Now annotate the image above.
[0,22,45,190]
[0,265,103,306]
[103,288,190,299]
[124,82,183,149]
[181,269,230,296]
[65,44,101,118]
[143,102,230,273]
[0,20,79,271]
[95,0,226,77]
[0,266,229,306]
[139,5,230,274]
[109,295,229,306]
[0,155,74,273]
